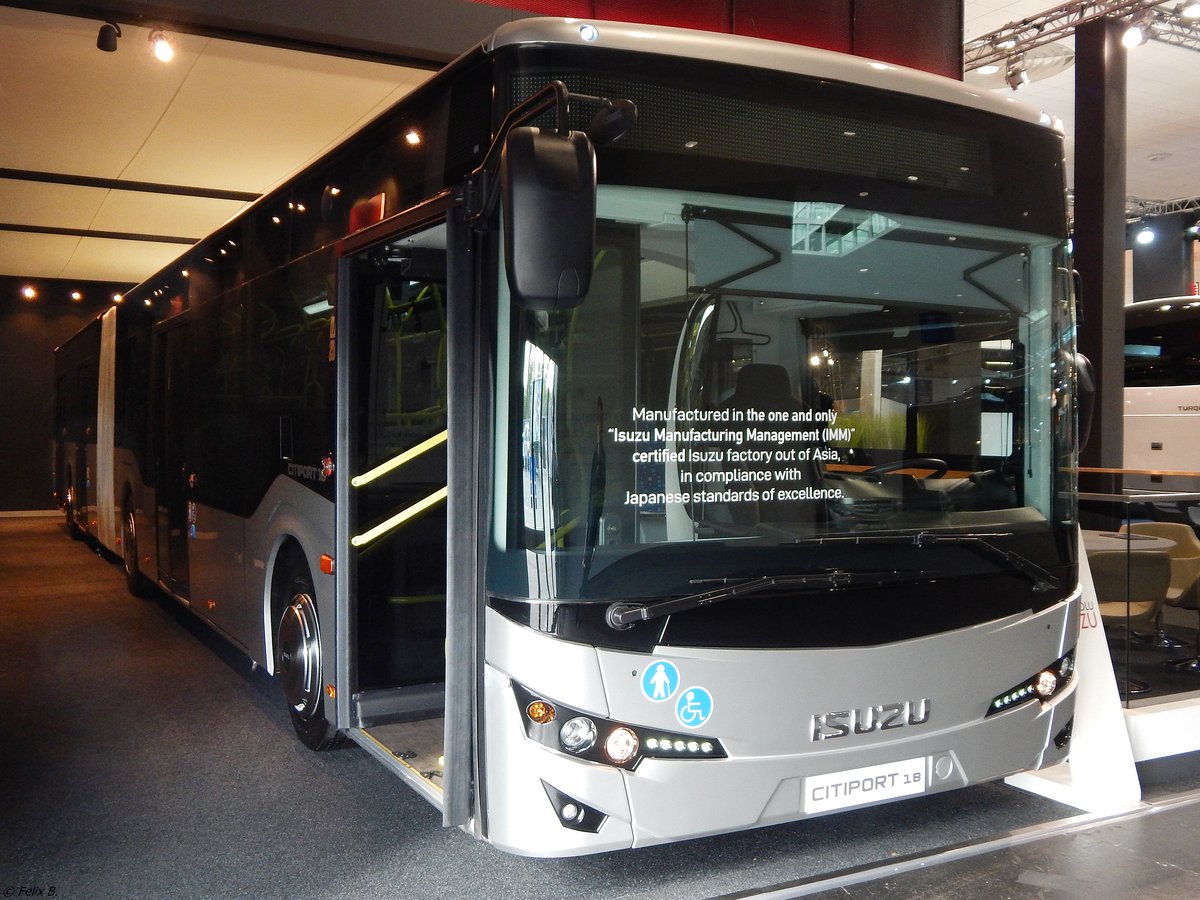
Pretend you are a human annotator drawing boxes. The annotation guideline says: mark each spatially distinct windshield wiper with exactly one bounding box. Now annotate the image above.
[802,531,1062,595]
[605,568,919,630]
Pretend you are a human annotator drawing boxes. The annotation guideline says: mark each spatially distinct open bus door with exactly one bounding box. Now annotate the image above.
[334,91,618,835]
[336,206,470,820]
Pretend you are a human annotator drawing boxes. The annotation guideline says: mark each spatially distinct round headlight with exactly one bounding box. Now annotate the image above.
[604,726,639,765]
[559,716,597,753]
[1034,669,1058,699]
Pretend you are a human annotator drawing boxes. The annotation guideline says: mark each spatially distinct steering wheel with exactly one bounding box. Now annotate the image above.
[862,458,949,479]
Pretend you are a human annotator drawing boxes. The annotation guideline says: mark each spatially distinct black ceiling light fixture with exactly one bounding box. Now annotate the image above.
[96,21,121,52]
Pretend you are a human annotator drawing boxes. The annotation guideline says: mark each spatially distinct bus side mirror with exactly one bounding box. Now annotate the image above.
[500,126,596,311]
[1075,352,1095,451]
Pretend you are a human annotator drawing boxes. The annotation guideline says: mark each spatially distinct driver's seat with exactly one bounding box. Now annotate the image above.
[720,364,822,525]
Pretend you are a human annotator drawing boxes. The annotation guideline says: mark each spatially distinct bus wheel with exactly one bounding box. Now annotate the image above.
[121,504,148,597]
[276,566,345,751]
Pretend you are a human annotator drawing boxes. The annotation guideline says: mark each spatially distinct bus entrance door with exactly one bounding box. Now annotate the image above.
[340,223,450,807]
[153,319,191,600]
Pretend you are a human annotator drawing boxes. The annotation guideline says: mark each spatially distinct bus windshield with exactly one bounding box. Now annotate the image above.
[489,53,1075,611]
[491,185,1075,605]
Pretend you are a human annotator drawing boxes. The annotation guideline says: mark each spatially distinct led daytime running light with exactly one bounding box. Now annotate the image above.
[987,651,1074,716]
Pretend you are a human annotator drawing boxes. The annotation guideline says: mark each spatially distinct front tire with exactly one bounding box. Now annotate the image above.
[276,565,344,751]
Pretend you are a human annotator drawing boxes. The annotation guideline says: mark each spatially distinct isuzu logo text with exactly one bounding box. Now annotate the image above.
[811,699,931,741]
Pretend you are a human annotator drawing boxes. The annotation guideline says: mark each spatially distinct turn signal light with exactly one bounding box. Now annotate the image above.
[526,700,556,725]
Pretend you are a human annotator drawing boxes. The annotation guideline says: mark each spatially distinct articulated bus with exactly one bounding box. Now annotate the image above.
[54,19,1081,856]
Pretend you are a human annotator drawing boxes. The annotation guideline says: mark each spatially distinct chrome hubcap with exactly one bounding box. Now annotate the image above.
[277,592,321,717]
[123,510,137,577]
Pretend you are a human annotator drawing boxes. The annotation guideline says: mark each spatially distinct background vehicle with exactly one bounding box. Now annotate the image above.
[1121,296,1200,524]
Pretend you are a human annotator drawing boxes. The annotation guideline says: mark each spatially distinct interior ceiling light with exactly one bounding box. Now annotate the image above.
[149,29,175,62]
[1005,55,1029,90]
[967,43,1073,89]
[1180,2,1200,20]
[96,21,121,52]
[1122,10,1155,48]
[1136,226,1155,245]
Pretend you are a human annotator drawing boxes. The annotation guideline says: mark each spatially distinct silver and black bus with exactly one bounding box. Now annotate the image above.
[55,18,1080,856]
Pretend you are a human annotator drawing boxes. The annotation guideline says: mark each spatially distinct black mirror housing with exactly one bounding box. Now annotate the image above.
[500,126,596,311]
[1075,352,1096,451]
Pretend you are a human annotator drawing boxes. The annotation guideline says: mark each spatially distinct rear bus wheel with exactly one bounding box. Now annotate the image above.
[122,504,148,597]
[64,482,83,540]
[276,565,344,751]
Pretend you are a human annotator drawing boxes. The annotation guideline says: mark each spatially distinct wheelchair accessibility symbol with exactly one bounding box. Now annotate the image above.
[675,686,714,729]
[641,660,679,702]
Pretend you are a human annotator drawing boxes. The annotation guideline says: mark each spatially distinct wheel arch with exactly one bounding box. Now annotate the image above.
[256,498,335,678]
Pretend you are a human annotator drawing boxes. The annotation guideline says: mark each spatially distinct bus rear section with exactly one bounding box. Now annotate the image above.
[54,315,103,540]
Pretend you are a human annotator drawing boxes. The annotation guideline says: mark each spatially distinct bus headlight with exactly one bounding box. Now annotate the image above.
[1033,669,1058,699]
[986,650,1075,715]
[559,716,598,753]
[603,726,639,765]
[514,681,726,770]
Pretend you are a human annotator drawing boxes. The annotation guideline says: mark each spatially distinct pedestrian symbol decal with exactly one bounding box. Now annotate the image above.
[676,686,714,729]
[641,660,679,702]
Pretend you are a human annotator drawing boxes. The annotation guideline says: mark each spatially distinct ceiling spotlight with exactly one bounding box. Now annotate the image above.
[1180,2,1200,20]
[1005,56,1029,90]
[149,29,175,62]
[1135,226,1155,245]
[21,285,37,300]
[96,21,121,52]
[1122,11,1154,48]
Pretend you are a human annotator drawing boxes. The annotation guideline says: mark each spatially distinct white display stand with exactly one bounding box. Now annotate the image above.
[1125,695,1200,761]
[1004,528,1142,812]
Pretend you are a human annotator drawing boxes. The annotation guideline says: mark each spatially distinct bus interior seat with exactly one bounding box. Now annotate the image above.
[1092,547,1171,695]
[1122,521,1200,672]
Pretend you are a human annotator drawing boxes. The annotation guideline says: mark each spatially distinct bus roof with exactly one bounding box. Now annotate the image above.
[1126,297,1200,324]
[485,17,1063,132]
[1126,297,1200,311]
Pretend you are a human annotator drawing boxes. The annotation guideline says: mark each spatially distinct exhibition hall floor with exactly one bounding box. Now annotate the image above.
[3,514,1200,899]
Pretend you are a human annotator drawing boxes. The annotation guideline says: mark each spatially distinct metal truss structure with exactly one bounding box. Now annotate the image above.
[1128,196,1200,216]
[965,0,1200,71]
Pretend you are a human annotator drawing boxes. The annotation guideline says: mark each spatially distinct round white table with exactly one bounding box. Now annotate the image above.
[1082,530,1176,554]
